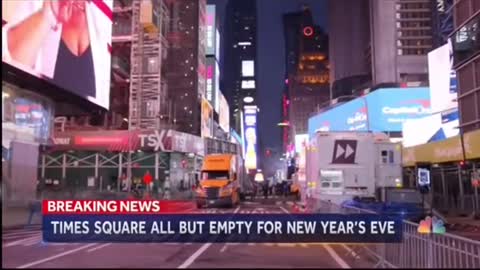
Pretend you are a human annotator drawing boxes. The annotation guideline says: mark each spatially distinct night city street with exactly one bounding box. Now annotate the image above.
[2,200,376,269]
[2,0,480,268]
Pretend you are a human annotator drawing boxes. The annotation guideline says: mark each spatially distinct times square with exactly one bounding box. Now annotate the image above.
[2,0,480,268]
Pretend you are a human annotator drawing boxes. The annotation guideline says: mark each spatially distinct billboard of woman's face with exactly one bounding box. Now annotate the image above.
[2,0,113,109]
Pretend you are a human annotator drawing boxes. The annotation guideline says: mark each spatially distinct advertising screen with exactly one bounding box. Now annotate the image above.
[242,60,255,77]
[428,41,458,113]
[241,80,256,89]
[216,29,221,63]
[243,105,257,170]
[308,97,368,135]
[205,57,219,111]
[2,0,113,109]
[402,109,459,147]
[206,5,216,56]
[295,134,309,153]
[206,58,215,104]
[308,87,431,137]
[201,98,213,138]
[219,93,230,132]
[215,61,220,112]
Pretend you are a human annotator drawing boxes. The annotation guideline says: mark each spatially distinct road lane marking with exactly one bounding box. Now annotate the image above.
[23,237,42,246]
[323,244,350,269]
[16,243,98,269]
[233,206,240,214]
[87,243,111,253]
[341,244,359,259]
[220,244,228,253]
[177,243,212,269]
[3,232,41,239]
[300,243,308,248]
[279,206,290,214]
[3,235,42,248]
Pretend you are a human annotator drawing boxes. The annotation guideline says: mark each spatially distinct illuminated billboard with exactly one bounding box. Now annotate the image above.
[402,109,459,147]
[295,134,309,153]
[219,93,230,132]
[206,5,217,57]
[308,87,431,137]
[215,61,220,112]
[215,29,221,63]
[242,60,255,77]
[243,105,257,170]
[206,57,220,112]
[201,98,213,138]
[241,80,256,89]
[2,0,113,109]
[428,41,458,113]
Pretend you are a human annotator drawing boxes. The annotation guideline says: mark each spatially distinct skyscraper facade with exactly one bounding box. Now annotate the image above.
[167,0,207,136]
[283,6,330,149]
[450,0,480,133]
[224,0,258,133]
[328,0,435,99]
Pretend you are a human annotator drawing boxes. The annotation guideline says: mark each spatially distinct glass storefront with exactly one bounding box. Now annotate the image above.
[2,82,55,145]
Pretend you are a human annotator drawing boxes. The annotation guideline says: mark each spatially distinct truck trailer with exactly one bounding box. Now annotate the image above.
[305,131,403,205]
[195,153,254,208]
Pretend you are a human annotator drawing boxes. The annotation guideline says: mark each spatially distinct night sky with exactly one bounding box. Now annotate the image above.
[210,0,328,153]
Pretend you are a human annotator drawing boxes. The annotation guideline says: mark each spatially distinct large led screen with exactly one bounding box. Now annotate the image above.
[219,93,230,133]
[242,60,255,77]
[402,109,459,147]
[2,0,114,109]
[206,5,217,56]
[201,98,213,138]
[308,87,431,137]
[243,106,257,170]
[428,41,458,113]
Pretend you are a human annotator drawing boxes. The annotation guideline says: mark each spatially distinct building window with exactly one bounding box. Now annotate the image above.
[451,14,480,67]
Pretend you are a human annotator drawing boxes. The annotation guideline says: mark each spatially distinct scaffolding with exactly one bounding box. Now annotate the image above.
[129,0,170,130]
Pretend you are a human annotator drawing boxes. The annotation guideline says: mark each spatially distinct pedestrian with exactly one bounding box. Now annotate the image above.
[143,171,153,197]
[283,181,289,198]
[263,180,269,199]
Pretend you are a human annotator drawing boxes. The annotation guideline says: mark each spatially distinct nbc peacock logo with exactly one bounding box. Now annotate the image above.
[417,216,446,234]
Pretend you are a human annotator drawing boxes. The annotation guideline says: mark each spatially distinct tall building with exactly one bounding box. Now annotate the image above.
[283,7,330,151]
[224,0,259,171]
[328,0,435,99]
[224,0,258,133]
[167,0,207,136]
[450,0,480,133]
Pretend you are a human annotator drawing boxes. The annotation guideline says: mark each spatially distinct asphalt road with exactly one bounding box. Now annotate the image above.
[2,200,377,268]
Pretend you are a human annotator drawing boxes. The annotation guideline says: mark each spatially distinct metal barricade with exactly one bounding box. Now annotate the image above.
[336,203,480,268]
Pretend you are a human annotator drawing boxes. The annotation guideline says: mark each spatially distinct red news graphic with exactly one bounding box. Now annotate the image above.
[43,200,163,214]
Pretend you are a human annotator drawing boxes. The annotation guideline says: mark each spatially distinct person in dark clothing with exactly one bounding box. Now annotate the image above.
[263,180,269,199]
[283,182,289,197]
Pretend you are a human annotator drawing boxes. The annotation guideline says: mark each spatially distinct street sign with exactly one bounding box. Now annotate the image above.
[418,168,430,186]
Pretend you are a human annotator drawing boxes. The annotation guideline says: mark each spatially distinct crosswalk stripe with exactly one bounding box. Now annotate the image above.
[3,232,41,240]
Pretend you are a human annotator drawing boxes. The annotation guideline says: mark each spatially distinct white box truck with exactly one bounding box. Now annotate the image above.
[305,131,403,205]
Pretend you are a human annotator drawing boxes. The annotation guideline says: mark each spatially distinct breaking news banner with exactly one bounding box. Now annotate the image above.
[42,200,403,243]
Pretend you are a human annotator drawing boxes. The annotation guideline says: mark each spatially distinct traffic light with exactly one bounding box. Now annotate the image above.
[266,149,271,157]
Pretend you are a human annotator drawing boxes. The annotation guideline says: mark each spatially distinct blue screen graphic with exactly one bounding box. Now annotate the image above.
[308,87,431,137]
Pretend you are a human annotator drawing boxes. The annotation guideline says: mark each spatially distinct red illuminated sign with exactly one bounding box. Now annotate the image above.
[303,26,313,37]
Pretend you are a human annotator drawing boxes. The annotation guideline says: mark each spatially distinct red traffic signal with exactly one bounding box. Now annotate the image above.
[266,149,271,157]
